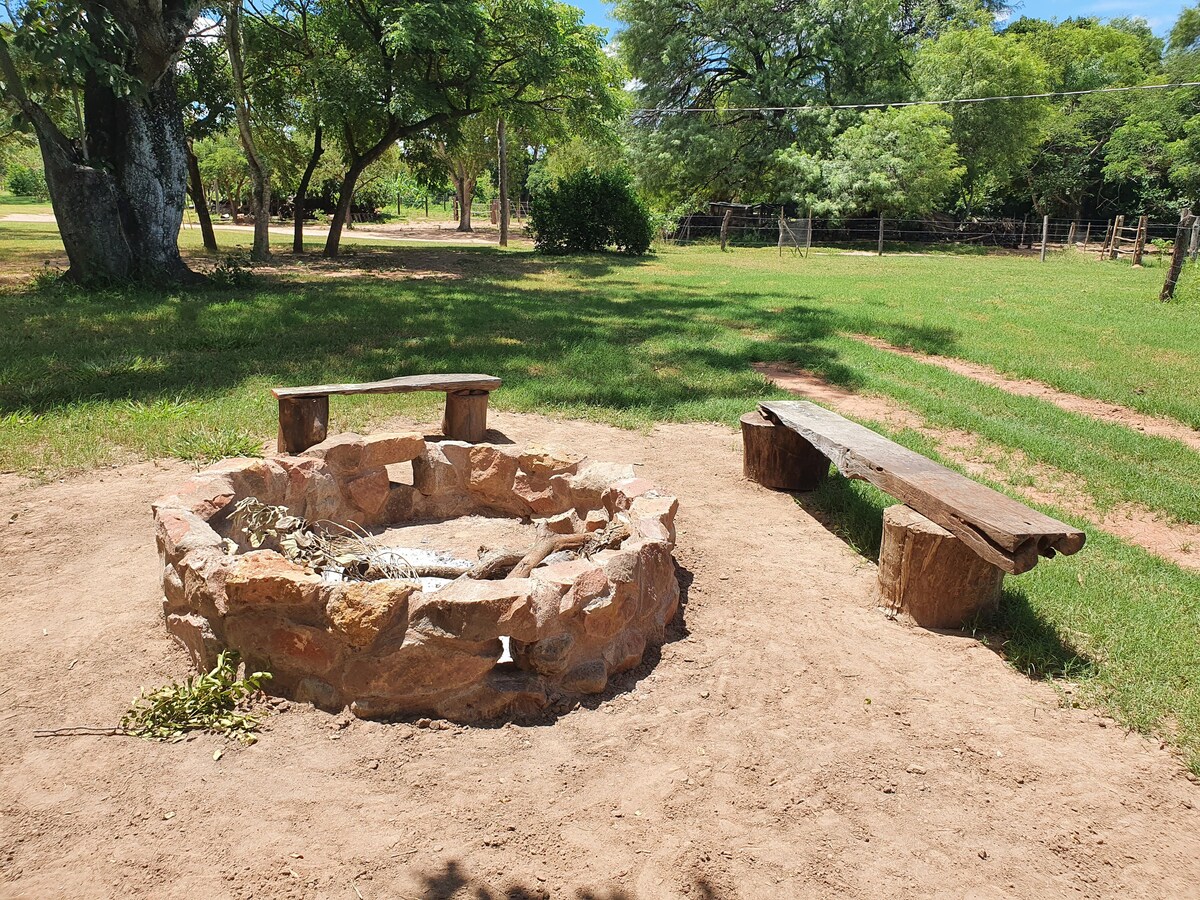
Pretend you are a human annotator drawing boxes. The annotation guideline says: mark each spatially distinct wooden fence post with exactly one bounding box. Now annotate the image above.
[1100,218,1113,257]
[1067,220,1077,247]
[777,207,785,257]
[1190,219,1200,261]
[806,212,813,255]
[1131,215,1148,266]
[1162,208,1195,301]
[1040,214,1049,262]
[877,214,885,256]
[1082,223,1091,251]
[720,208,732,251]
[1019,215,1027,249]
[1109,215,1125,260]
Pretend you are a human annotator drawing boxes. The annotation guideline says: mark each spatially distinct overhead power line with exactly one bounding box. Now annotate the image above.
[632,80,1200,115]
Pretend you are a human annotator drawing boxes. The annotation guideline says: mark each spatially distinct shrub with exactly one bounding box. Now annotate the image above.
[7,164,48,199]
[529,169,653,255]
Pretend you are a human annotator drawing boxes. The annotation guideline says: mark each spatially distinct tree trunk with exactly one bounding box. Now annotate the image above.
[41,75,192,283]
[226,0,271,261]
[497,116,509,247]
[293,124,323,254]
[186,143,218,253]
[456,176,475,232]
[324,162,367,257]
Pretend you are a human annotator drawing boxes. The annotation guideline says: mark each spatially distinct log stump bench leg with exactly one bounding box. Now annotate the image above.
[740,410,830,490]
[278,396,329,454]
[877,504,1005,628]
[443,389,490,442]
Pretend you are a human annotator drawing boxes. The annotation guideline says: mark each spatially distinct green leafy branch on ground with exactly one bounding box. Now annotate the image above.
[120,651,271,743]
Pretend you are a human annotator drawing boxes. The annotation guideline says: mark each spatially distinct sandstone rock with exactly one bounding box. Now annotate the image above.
[447,669,548,720]
[460,445,528,515]
[341,633,501,703]
[204,458,288,507]
[174,474,237,521]
[276,456,328,517]
[541,510,582,535]
[225,617,343,677]
[602,477,659,514]
[568,462,636,510]
[629,495,679,546]
[325,581,415,649]
[166,612,223,671]
[294,676,343,712]
[179,549,232,619]
[302,471,344,523]
[558,566,611,617]
[518,447,581,477]
[225,551,324,611]
[561,659,608,694]
[301,433,367,474]
[583,509,610,532]
[603,628,647,675]
[580,580,635,640]
[154,507,223,566]
[344,468,390,518]
[410,578,537,642]
[513,632,575,677]
[413,443,462,496]
[513,470,572,516]
[162,565,186,614]
[361,432,426,470]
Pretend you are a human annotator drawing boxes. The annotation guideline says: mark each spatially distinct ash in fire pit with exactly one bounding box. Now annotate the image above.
[152,433,680,722]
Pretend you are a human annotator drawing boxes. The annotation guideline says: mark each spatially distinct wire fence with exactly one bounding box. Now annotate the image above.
[663,211,1195,257]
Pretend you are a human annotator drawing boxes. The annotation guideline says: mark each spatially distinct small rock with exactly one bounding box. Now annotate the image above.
[699,691,710,699]
[416,718,432,729]
[978,850,989,860]
[368,760,379,770]
[906,765,926,775]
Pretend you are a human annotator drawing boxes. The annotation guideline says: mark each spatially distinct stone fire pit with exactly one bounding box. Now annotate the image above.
[151,432,680,721]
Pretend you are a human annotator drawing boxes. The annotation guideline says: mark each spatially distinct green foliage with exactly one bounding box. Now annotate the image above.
[777,106,964,217]
[121,650,271,743]
[6,163,46,198]
[529,168,653,255]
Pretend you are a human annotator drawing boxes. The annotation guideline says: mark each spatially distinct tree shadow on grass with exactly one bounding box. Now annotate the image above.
[0,245,854,419]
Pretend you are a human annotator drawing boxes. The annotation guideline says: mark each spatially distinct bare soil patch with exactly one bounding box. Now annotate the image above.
[853,334,1200,453]
[755,363,1200,572]
[2,411,1199,898]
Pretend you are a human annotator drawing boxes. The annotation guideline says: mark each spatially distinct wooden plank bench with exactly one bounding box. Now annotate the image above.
[743,400,1086,627]
[272,373,502,454]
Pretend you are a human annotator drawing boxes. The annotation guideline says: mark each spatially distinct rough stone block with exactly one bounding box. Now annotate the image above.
[301,433,367,474]
[325,581,414,649]
[344,468,391,518]
[410,578,537,642]
[225,551,324,611]
[166,612,222,671]
[361,432,426,470]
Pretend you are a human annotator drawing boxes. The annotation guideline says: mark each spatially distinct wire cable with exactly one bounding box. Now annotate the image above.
[632,81,1200,115]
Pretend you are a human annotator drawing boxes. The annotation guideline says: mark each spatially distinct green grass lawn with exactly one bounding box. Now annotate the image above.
[2,222,1199,772]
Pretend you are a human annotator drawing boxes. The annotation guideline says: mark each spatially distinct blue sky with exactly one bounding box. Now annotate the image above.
[577,0,1190,39]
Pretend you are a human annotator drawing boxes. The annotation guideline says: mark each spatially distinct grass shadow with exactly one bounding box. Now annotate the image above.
[975,582,1096,681]
[413,858,731,899]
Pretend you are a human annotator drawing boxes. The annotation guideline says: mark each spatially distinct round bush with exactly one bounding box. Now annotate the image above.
[529,169,653,256]
[7,164,48,199]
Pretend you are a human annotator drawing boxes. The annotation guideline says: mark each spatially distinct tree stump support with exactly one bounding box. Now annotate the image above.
[740,410,829,491]
[277,396,329,454]
[443,390,490,442]
[876,504,1005,628]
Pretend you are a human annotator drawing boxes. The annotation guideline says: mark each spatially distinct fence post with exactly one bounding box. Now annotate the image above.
[720,208,732,251]
[1162,208,1195,300]
[1067,220,1077,247]
[1109,215,1124,260]
[777,207,785,257]
[1131,215,1148,266]
[1040,214,1049,262]
[877,214,885,256]
[1019,215,1027,249]
[1082,223,1091,251]
[1190,219,1200,261]
[806,212,813,255]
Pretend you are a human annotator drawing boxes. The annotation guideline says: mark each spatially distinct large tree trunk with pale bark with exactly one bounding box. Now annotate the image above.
[454,175,475,232]
[38,76,194,284]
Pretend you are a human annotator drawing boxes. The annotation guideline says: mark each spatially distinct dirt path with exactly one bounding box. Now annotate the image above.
[1,411,1197,898]
[853,334,1200,453]
[754,362,1200,572]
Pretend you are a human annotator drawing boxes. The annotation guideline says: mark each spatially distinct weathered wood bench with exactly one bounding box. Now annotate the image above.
[273,373,502,454]
[742,400,1086,627]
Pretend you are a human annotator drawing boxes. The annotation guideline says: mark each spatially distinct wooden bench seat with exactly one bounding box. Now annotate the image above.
[743,399,1086,627]
[272,373,501,453]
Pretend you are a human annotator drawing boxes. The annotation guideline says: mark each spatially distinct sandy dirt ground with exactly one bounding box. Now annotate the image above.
[2,411,1198,899]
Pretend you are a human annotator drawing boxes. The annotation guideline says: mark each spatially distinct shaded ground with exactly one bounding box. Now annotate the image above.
[2,411,1198,899]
